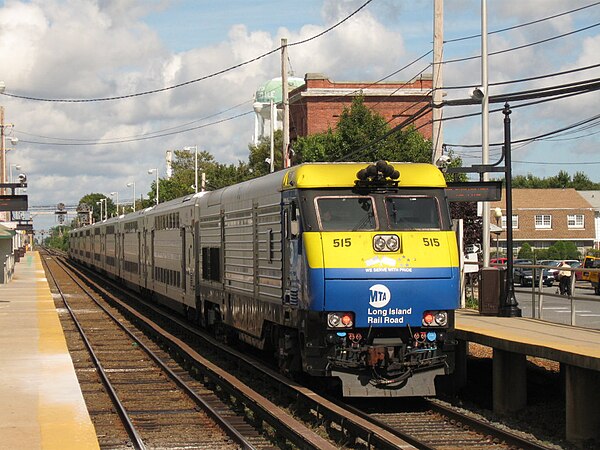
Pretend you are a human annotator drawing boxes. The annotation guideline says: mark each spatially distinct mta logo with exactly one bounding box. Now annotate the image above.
[369,284,391,308]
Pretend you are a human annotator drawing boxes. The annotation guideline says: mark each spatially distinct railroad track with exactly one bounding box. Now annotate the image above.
[42,250,333,449]
[45,249,557,449]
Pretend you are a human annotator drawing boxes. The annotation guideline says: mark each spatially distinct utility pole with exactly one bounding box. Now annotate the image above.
[431,0,444,164]
[0,106,5,187]
[281,38,290,168]
[481,0,491,268]
[270,98,275,173]
[0,106,6,222]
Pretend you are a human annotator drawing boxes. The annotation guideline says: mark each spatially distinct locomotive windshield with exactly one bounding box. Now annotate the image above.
[309,189,448,232]
[385,196,441,230]
[317,196,376,231]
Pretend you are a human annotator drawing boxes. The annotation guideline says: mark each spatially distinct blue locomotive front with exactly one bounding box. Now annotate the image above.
[282,162,459,396]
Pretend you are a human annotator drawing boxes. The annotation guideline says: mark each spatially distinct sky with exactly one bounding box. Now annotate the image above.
[1,0,599,233]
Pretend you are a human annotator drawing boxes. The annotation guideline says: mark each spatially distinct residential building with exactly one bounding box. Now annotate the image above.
[288,72,433,141]
[575,191,600,249]
[489,188,595,255]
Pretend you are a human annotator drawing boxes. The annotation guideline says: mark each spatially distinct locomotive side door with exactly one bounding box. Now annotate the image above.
[282,194,301,325]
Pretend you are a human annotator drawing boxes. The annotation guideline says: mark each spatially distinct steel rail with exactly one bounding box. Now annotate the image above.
[45,253,257,450]
[55,252,338,450]
[42,254,147,450]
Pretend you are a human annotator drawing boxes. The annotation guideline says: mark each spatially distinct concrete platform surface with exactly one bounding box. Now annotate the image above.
[456,308,600,370]
[0,251,99,450]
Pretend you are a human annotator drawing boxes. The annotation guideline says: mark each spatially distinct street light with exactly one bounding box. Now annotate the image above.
[96,200,103,223]
[148,168,159,205]
[184,146,198,193]
[110,192,119,216]
[127,182,136,212]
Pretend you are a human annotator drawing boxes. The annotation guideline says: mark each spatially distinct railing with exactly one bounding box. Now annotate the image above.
[463,260,600,327]
[506,263,600,327]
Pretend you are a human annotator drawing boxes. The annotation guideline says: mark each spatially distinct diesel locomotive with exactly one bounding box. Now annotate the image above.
[69,161,460,397]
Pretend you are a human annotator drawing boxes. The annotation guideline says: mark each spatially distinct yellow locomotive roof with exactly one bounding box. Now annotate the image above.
[282,162,446,189]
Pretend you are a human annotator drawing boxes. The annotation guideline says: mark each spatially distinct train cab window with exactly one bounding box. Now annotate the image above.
[385,196,441,230]
[316,197,376,231]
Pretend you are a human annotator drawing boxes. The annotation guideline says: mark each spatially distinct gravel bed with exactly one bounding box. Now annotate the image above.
[443,342,575,450]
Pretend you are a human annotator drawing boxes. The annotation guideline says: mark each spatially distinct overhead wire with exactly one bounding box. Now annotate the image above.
[11,0,600,155]
[444,1,600,44]
[1,0,374,103]
[17,111,254,146]
[442,21,600,65]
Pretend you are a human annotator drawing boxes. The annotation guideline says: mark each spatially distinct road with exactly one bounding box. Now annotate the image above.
[513,281,600,330]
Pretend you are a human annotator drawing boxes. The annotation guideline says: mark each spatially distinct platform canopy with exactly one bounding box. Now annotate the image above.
[0,224,16,239]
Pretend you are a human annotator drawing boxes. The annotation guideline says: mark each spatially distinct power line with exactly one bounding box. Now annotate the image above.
[0,0,374,103]
[442,21,600,65]
[442,62,600,91]
[16,56,434,146]
[446,110,600,150]
[15,99,253,143]
[17,111,253,146]
[444,1,600,43]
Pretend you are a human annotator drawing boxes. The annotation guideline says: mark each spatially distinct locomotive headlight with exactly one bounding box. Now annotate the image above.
[434,311,448,326]
[374,236,387,252]
[328,313,341,327]
[386,235,400,252]
[327,312,354,329]
[422,310,449,327]
[373,234,400,252]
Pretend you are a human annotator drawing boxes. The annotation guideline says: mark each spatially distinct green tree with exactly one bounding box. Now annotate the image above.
[450,202,481,252]
[518,242,534,260]
[293,96,434,164]
[147,149,254,203]
[46,225,70,251]
[571,171,595,190]
[77,193,115,222]
[512,170,600,190]
[545,241,580,260]
[248,130,285,177]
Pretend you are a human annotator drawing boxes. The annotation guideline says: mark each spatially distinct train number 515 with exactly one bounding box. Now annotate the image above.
[333,238,352,247]
[422,238,440,247]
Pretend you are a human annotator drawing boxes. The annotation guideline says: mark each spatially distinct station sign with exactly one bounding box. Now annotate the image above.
[0,195,28,211]
[445,182,502,202]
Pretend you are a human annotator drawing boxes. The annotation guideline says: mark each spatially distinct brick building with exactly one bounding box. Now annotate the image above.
[288,73,433,141]
[490,189,596,254]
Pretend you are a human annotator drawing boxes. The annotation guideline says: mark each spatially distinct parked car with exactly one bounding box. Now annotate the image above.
[513,259,553,287]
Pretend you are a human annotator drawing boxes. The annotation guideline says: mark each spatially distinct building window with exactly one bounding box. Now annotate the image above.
[535,214,552,229]
[501,215,519,229]
[567,214,584,229]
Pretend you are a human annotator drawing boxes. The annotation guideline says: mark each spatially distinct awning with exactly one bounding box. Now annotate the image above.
[0,224,16,239]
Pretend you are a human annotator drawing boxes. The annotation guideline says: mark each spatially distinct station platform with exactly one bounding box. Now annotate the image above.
[0,251,99,450]
[456,308,600,369]
[455,308,600,445]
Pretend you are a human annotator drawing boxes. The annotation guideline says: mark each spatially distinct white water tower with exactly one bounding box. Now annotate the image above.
[252,77,304,145]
